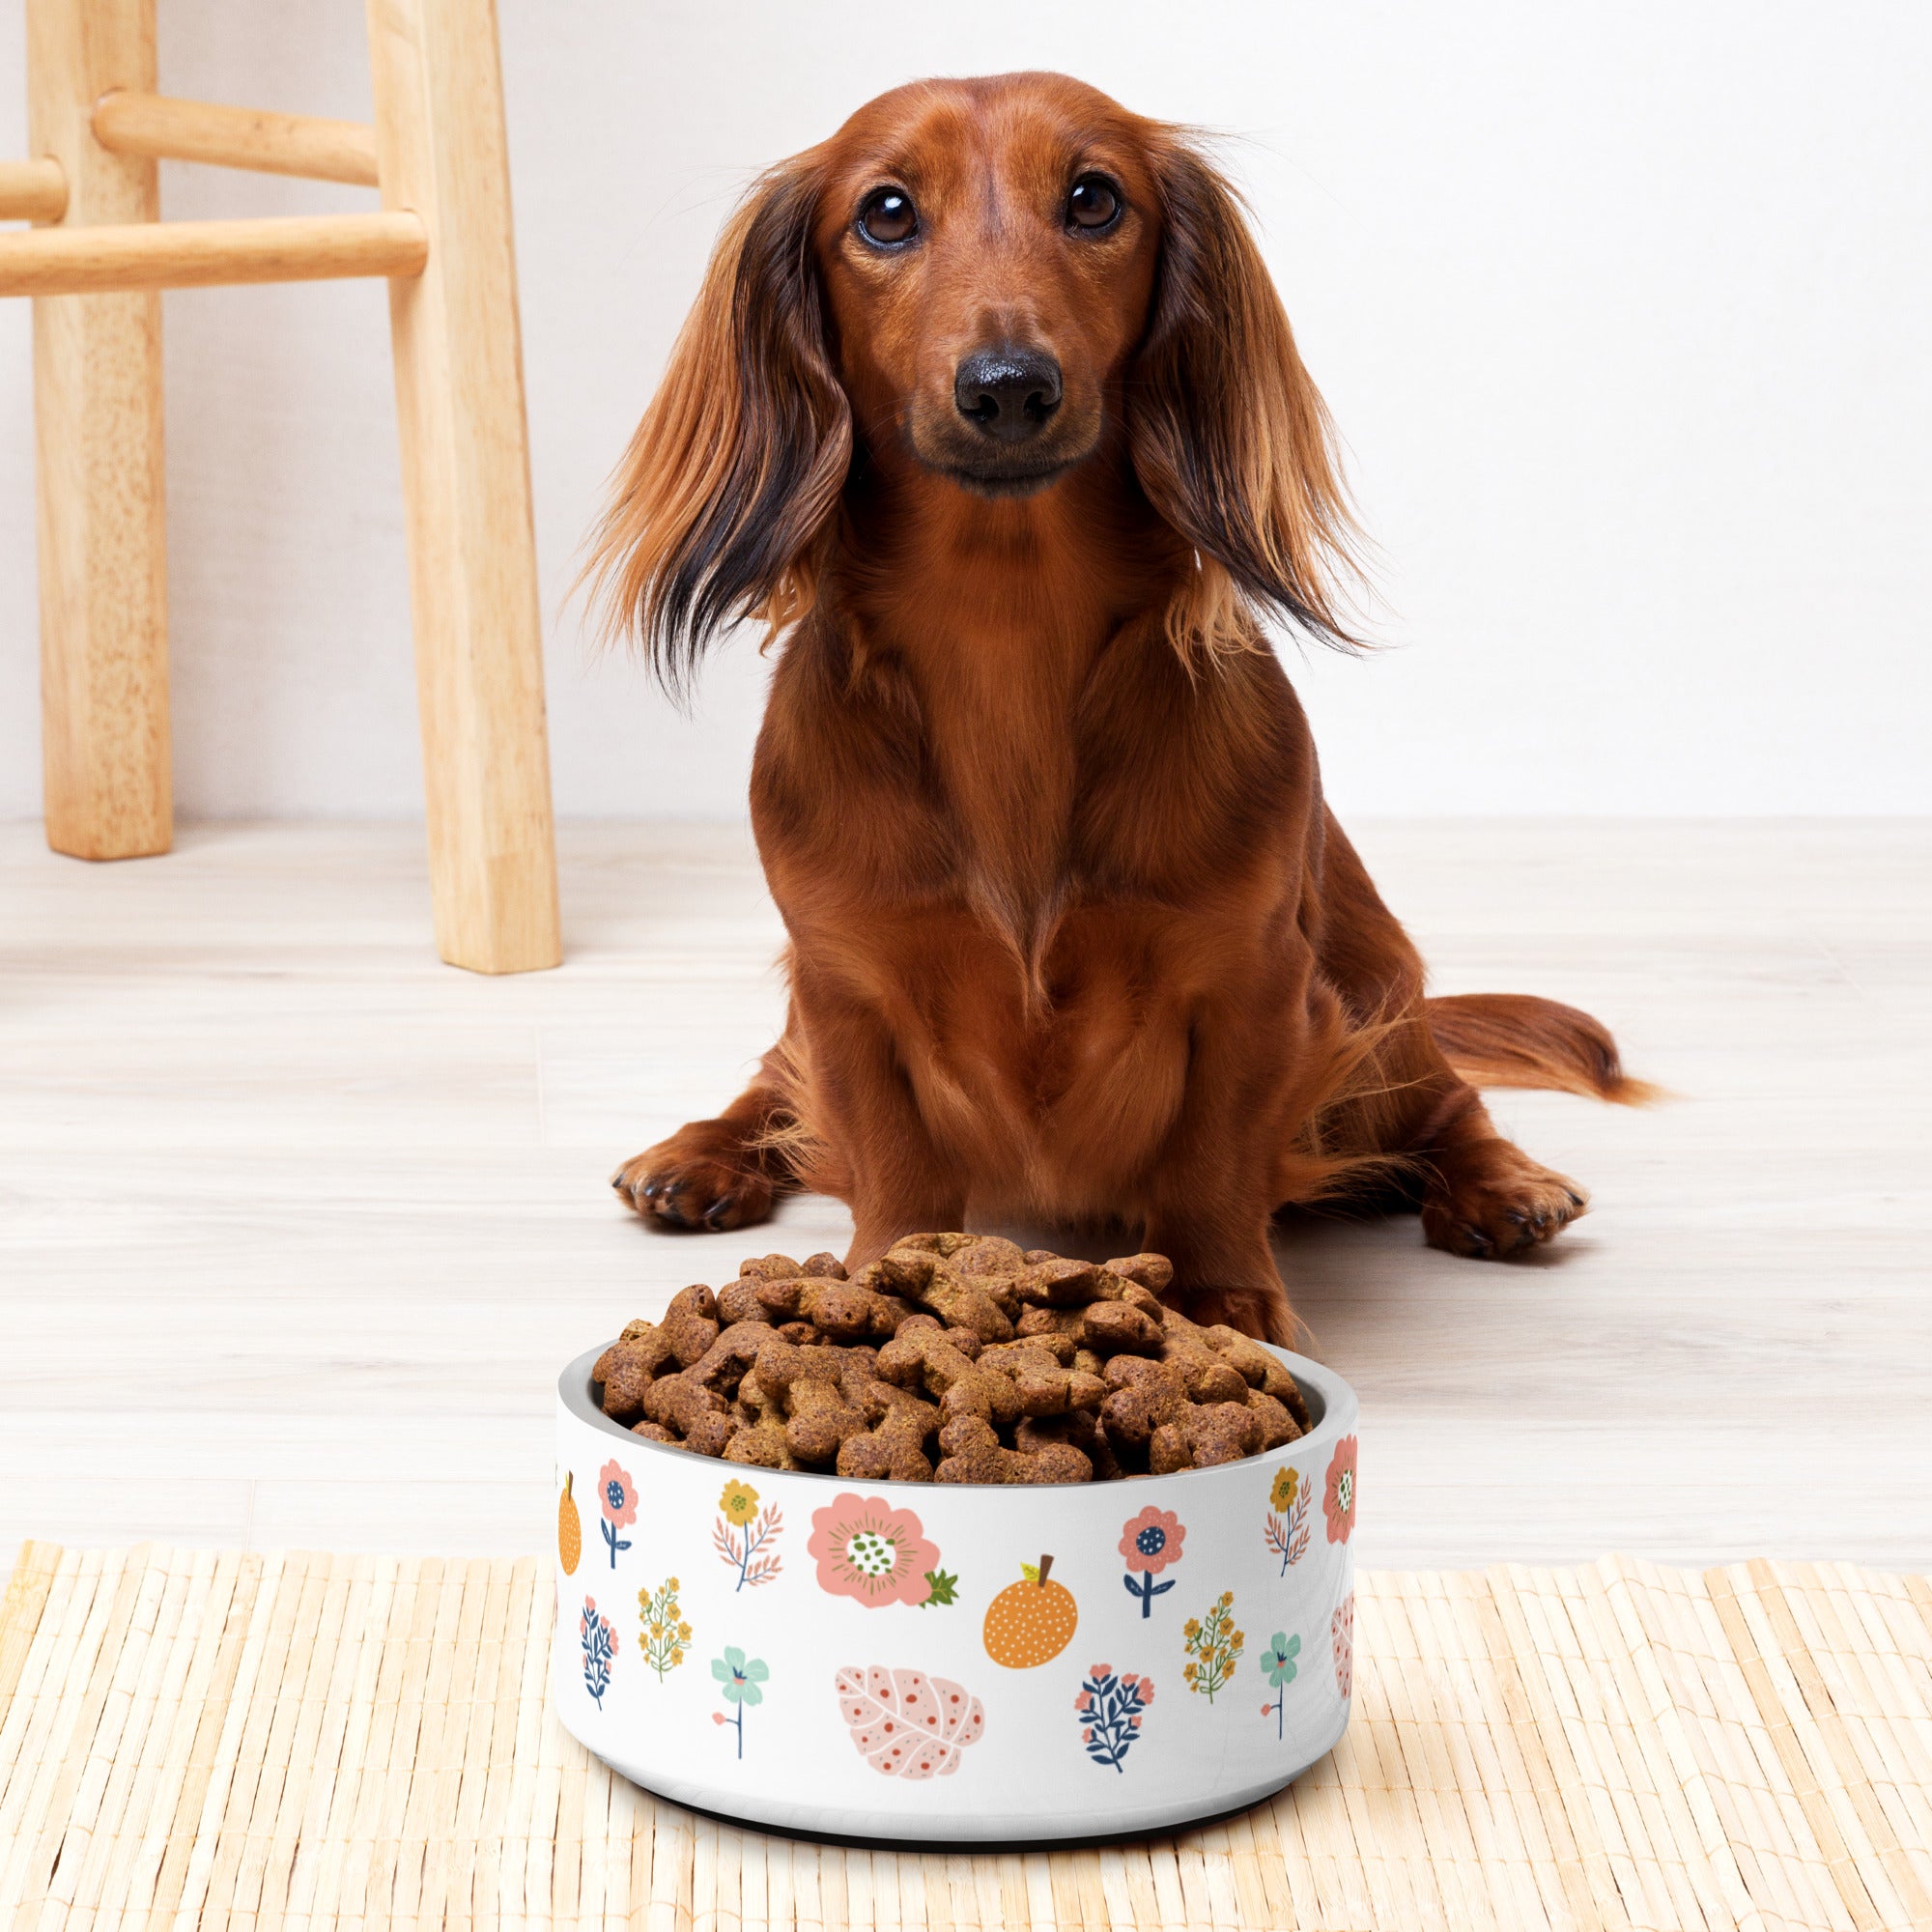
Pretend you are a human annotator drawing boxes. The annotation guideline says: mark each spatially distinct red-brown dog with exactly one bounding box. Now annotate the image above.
[591,72,1648,1343]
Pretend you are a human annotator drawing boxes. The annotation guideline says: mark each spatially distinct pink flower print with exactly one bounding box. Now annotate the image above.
[598,1459,637,1567]
[1120,1507,1185,1617]
[808,1494,941,1607]
[1332,1592,1355,1699]
[1077,1663,1154,1772]
[580,1597,617,1706]
[1322,1435,1358,1546]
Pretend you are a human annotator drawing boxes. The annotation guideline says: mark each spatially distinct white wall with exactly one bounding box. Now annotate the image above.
[2,1,1925,820]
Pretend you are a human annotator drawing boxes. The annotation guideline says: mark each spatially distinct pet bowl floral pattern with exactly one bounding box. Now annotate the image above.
[1120,1506,1185,1617]
[809,1494,941,1608]
[1260,1632,1300,1739]
[598,1460,637,1568]
[711,1648,768,1758]
[555,1333,1357,1841]
[638,1577,690,1680]
[714,1480,783,1590]
[1323,1436,1358,1546]
[581,1597,617,1707]
[1076,1664,1154,1772]
[1332,1593,1355,1699]
[1182,1592,1243,1703]
[1264,1466,1310,1575]
[836,1665,985,1778]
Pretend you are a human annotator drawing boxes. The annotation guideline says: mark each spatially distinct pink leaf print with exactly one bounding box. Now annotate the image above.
[835,1665,985,1780]
[1332,1592,1355,1700]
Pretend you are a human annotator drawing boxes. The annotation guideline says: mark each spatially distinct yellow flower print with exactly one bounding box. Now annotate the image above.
[719,1481,761,1526]
[1270,1467,1298,1514]
[638,1577,689,1682]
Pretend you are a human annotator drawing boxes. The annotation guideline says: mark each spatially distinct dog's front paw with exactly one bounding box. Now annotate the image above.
[1170,1280,1299,1349]
[611,1125,775,1232]
[1421,1139,1587,1259]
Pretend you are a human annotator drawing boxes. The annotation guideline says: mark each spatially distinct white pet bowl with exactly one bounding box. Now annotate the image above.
[554,1342,1358,1844]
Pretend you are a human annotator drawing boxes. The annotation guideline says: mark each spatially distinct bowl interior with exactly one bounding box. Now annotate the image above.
[558,1337,1351,1491]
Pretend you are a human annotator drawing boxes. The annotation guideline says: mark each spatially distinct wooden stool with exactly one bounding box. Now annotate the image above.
[1,0,561,974]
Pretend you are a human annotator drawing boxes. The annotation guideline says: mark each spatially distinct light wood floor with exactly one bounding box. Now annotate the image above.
[3,819,1927,1574]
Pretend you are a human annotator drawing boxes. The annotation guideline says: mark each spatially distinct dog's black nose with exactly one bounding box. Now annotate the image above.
[953,346,1062,442]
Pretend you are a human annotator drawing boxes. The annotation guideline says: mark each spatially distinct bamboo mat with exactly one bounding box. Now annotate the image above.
[3,1547,1930,1931]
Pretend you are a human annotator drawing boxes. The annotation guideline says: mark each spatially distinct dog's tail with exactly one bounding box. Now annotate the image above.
[1424,993,1660,1105]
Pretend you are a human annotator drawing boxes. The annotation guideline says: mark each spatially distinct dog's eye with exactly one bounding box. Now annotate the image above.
[857,187,918,246]
[1066,175,1122,232]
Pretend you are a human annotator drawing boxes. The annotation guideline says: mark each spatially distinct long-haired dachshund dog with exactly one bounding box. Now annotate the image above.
[592,72,1648,1343]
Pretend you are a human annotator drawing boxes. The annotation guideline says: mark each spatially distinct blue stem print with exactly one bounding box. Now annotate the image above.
[1076,1665,1154,1772]
[1260,1632,1300,1740]
[711,1647,768,1760]
[1118,1507,1185,1619]
[597,1459,637,1570]
[581,1598,617,1708]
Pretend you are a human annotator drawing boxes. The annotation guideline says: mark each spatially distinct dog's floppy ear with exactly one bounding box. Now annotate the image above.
[1131,137,1362,656]
[586,155,851,696]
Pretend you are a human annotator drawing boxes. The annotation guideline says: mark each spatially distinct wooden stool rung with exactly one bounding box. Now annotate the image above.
[91,90,380,188]
[24,0,562,972]
[0,156,65,221]
[0,210,426,296]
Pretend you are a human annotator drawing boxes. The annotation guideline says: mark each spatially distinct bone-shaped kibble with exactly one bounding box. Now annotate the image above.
[1012,1257,1124,1305]
[1078,1302,1164,1355]
[935,1414,1094,1484]
[737,1253,803,1281]
[836,1391,938,1481]
[1155,1309,1256,1404]
[1245,1387,1303,1450]
[1097,1355,1188,1445]
[723,1412,799,1469]
[875,1327,1023,1428]
[1015,1408,1122,1480]
[750,1275,900,1342]
[1150,1399,1263,1472]
[1103,1253,1175,1294]
[594,1327,675,1420]
[986,1328,1076,1366]
[976,1342,1107,1418]
[660,1284,722,1367]
[597,1236,1299,1483]
[639,1372,736,1457]
[947,1235,1027,1278]
[1199,1324,1312,1427]
[715,1276,770,1325]
[684,1321,781,1394]
[887,1232,979,1260]
[867,1250,1015,1342]
[753,1337,869,1465]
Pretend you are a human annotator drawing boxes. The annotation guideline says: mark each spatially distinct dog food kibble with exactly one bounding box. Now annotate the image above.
[589,1235,1309,1485]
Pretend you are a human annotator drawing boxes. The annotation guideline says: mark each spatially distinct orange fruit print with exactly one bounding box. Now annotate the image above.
[982,1555,1079,1668]
[557,1472,582,1577]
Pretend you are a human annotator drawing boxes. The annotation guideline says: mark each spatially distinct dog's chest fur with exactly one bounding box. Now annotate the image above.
[753,598,1319,1207]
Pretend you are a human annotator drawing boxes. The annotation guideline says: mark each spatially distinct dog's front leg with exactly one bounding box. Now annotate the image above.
[1142,1205,1292,1347]
[1137,1005,1297,1346]
[795,969,966,1270]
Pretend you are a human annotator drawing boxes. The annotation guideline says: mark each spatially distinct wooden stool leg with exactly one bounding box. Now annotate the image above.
[29,0,170,861]
[365,0,561,973]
